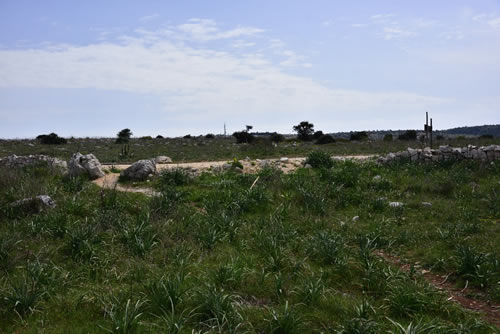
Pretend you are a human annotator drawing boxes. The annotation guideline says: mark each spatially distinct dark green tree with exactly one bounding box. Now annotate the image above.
[116,128,132,144]
[293,121,315,141]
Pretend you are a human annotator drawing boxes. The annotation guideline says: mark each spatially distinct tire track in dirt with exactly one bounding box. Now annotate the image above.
[375,250,500,327]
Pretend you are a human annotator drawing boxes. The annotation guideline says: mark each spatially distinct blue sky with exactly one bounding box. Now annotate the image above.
[1,0,499,138]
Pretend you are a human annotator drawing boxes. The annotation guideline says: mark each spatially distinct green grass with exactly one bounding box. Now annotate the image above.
[0,157,499,332]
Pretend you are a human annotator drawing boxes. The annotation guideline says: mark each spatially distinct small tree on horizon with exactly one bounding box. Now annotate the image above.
[116,128,132,144]
[293,121,315,141]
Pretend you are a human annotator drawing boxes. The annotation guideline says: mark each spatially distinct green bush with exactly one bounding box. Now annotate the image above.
[36,133,67,145]
[315,134,336,145]
[350,131,368,141]
[232,131,254,144]
[305,151,333,169]
[398,130,417,141]
[270,132,285,143]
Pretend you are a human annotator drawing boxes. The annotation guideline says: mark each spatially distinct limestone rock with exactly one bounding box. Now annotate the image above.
[0,154,67,170]
[68,153,105,180]
[121,159,156,181]
[11,195,56,214]
[155,156,172,164]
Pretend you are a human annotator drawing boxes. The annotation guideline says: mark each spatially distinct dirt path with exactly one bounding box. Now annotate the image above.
[375,250,500,327]
[93,155,375,194]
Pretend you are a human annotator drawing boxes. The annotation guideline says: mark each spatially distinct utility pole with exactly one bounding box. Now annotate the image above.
[424,112,433,149]
[224,122,227,137]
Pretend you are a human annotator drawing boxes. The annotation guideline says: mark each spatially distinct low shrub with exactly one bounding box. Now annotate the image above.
[270,132,285,143]
[398,130,417,141]
[315,134,336,145]
[350,131,368,141]
[36,133,67,145]
[305,151,333,169]
[232,131,254,144]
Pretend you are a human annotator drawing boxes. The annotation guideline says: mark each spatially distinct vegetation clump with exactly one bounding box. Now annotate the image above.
[398,130,417,141]
[305,151,334,168]
[36,133,67,145]
[350,131,369,141]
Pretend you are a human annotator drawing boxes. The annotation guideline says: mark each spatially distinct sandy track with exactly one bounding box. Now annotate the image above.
[93,155,375,194]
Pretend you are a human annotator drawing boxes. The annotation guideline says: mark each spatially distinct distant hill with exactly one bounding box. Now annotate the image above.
[439,124,500,137]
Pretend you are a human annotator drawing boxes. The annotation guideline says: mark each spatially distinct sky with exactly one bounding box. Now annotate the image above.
[0,0,499,138]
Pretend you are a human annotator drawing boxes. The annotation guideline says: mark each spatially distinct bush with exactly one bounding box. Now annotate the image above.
[383,134,393,141]
[205,133,215,139]
[398,130,417,141]
[36,133,67,145]
[315,134,336,145]
[312,131,324,140]
[350,131,368,141]
[232,131,254,144]
[305,151,333,169]
[156,135,164,139]
[270,132,285,143]
[139,136,153,140]
[436,134,445,140]
[479,134,494,139]
[183,134,192,139]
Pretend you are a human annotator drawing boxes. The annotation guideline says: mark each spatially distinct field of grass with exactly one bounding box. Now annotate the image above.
[1,136,500,164]
[0,152,499,333]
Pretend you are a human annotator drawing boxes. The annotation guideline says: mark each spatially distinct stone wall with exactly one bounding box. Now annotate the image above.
[377,145,500,164]
[0,154,68,170]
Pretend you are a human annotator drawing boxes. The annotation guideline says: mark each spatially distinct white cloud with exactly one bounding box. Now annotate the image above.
[139,14,160,22]
[175,18,264,42]
[0,29,450,134]
[380,27,416,40]
[488,17,500,28]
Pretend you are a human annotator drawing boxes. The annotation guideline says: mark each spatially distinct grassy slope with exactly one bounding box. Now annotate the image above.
[1,136,500,164]
[0,158,499,333]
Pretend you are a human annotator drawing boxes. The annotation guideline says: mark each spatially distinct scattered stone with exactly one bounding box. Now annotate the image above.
[304,164,312,169]
[378,145,500,164]
[389,202,404,208]
[155,156,172,164]
[234,167,243,174]
[372,175,382,181]
[0,154,67,170]
[421,202,432,207]
[121,159,156,181]
[279,157,289,163]
[68,153,105,180]
[11,195,56,214]
[352,216,360,222]
[222,163,233,170]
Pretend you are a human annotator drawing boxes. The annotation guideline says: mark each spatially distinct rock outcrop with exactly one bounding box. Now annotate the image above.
[0,154,67,170]
[68,153,105,180]
[378,145,500,164]
[121,159,156,181]
[155,156,173,164]
[11,195,56,214]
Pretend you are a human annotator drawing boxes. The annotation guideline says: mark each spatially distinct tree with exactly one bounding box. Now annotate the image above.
[116,128,132,144]
[293,121,315,141]
[246,125,253,132]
